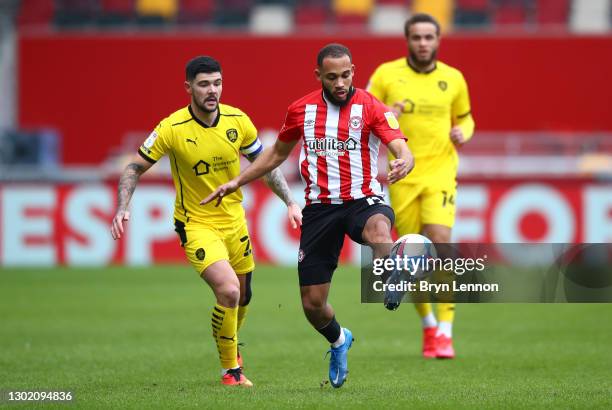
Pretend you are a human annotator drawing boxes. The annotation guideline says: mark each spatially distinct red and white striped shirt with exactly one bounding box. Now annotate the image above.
[278,88,406,205]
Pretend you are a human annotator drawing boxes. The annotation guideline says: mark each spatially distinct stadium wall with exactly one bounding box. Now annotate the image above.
[1,179,610,266]
[18,34,612,164]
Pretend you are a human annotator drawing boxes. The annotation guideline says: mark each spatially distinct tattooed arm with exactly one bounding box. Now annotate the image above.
[263,167,293,206]
[111,155,153,239]
[251,152,303,229]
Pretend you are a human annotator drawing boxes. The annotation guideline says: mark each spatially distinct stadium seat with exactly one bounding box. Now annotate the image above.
[16,0,54,27]
[412,0,454,32]
[492,0,530,26]
[570,0,610,33]
[250,4,293,33]
[54,0,98,27]
[135,0,178,25]
[177,0,214,24]
[99,0,135,25]
[370,3,410,34]
[213,0,253,27]
[254,0,295,4]
[535,0,568,25]
[294,0,330,28]
[332,0,372,30]
[454,0,490,28]
[376,0,410,5]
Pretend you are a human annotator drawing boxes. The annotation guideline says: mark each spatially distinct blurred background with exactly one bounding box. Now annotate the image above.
[1,0,611,267]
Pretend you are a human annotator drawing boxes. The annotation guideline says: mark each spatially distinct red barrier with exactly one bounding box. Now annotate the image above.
[18,33,612,164]
[1,178,610,266]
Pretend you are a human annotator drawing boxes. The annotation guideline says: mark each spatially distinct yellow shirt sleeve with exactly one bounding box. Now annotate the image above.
[366,65,387,103]
[452,72,475,142]
[138,120,172,163]
[238,115,263,160]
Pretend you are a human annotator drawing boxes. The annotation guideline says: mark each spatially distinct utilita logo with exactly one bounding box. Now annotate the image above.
[307,137,358,157]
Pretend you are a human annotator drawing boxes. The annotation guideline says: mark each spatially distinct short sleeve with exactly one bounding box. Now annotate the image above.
[368,98,406,145]
[277,106,302,143]
[138,121,171,163]
[239,115,263,160]
[366,65,387,103]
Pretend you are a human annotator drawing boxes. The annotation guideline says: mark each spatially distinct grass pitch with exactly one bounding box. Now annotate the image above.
[1,265,611,409]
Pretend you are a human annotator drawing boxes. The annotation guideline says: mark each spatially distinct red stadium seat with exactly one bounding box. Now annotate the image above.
[101,0,134,13]
[493,2,528,25]
[536,0,568,25]
[99,0,135,24]
[17,0,54,26]
[178,0,214,24]
[334,13,368,28]
[294,5,330,27]
[455,0,489,11]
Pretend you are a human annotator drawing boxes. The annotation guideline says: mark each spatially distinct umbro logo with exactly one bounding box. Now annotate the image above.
[186,138,197,146]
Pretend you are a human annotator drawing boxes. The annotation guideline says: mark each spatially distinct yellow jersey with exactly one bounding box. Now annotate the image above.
[368,58,475,182]
[138,104,262,225]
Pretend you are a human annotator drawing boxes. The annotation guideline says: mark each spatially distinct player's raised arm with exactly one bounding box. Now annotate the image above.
[387,138,414,184]
[200,138,298,207]
[111,154,153,240]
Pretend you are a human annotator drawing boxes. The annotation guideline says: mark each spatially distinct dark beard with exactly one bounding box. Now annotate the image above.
[196,99,218,113]
[322,86,354,107]
[409,49,438,69]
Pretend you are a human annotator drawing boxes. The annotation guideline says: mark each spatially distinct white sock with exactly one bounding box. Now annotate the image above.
[437,321,452,338]
[422,312,437,329]
[331,328,346,348]
[221,366,240,376]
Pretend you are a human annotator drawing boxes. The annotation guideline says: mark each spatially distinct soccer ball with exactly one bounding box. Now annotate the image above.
[384,234,437,310]
[389,233,437,280]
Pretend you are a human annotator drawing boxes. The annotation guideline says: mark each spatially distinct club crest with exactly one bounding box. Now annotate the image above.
[349,116,363,131]
[226,128,238,143]
[195,248,206,261]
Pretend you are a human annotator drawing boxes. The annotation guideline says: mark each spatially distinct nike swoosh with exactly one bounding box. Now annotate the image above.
[333,366,340,384]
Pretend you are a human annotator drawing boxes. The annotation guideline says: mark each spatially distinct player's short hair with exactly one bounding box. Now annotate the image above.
[185,56,222,81]
[404,13,441,37]
[317,43,352,67]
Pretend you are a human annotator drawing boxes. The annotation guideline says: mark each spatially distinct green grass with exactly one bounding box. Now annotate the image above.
[1,265,611,409]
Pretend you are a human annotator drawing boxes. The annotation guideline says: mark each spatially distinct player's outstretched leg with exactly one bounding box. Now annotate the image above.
[359,211,401,310]
[301,284,353,388]
[202,260,253,387]
[236,272,253,368]
[422,224,455,359]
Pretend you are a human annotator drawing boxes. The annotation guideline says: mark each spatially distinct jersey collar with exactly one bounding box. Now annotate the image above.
[189,105,220,128]
[406,57,437,74]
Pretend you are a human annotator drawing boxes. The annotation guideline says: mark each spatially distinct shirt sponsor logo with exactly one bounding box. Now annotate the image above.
[306,137,358,157]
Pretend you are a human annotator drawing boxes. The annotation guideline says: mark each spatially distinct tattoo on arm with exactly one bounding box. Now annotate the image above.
[117,162,146,211]
[264,167,294,206]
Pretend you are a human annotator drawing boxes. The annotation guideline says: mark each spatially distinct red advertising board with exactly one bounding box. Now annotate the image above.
[1,178,610,266]
[18,34,612,164]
